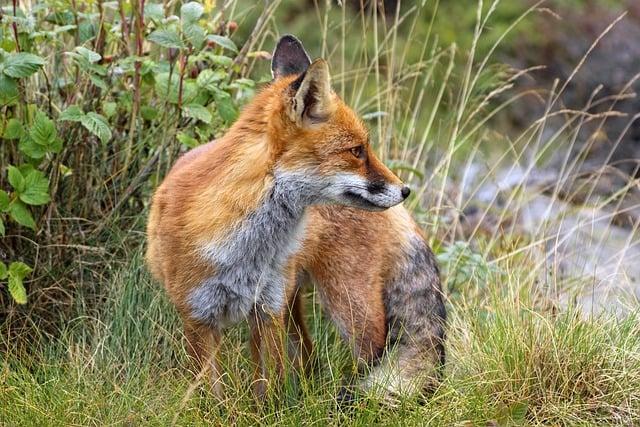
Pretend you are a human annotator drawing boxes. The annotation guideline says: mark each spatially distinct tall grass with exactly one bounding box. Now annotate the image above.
[2,0,640,425]
[3,252,639,425]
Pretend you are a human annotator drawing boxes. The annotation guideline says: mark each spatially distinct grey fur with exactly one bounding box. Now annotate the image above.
[385,236,446,364]
[189,170,326,326]
[369,236,446,393]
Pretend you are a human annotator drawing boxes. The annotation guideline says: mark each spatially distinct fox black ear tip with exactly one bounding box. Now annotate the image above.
[277,34,303,46]
[275,35,305,54]
[272,34,311,78]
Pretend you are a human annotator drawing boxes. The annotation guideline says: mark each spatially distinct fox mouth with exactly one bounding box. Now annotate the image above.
[343,190,387,211]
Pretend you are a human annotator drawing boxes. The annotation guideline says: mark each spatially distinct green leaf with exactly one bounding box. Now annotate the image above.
[20,169,50,206]
[154,72,197,105]
[80,112,112,143]
[176,132,199,148]
[0,217,4,237]
[7,166,25,193]
[144,3,165,21]
[207,55,233,67]
[66,48,106,75]
[86,62,108,76]
[78,21,97,43]
[0,261,6,280]
[49,137,63,154]
[182,104,212,124]
[2,53,45,78]
[9,262,32,280]
[18,137,47,159]
[58,105,85,122]
[102,102,117,118]
[30,111,57,146]
[148,29,185,49]
[53,24,77,34]
[8,274,27,304]
[0,190,9,212]
[0,74,19,104]
[89,75,108,91]
[213,91,238,123]
[74,46,101,63]
[9,201,36,230]
[183,23,205,49]
[196,69,225,90]
[3,118,24,139]
[8,262,32,305]
[140,105,158,121]
[230,78,255,89]
[206,35,238,53]
[181,2,204,22]
[45,10,75,26]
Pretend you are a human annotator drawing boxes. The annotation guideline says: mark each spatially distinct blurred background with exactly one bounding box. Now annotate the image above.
[1,1,640,424]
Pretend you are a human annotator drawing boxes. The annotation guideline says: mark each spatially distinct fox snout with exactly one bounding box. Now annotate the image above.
[330,174,410,211]
[368,179,411,199]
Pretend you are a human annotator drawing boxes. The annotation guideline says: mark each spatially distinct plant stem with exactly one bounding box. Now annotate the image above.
[11,0,21,52]
[124,0,145,171]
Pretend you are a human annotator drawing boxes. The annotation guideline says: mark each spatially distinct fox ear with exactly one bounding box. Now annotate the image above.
[271,35,311,79]
[288,59,334,124]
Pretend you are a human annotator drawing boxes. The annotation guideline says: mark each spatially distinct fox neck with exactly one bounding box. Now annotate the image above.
[202,169,323,270]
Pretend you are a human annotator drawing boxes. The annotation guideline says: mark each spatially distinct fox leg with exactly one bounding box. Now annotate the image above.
[183,319,224,398]
[248,310,287,398]
[286,287,314,373]
[313,276,387,364]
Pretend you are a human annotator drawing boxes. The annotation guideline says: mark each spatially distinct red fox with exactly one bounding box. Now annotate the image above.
[146,35,445,399]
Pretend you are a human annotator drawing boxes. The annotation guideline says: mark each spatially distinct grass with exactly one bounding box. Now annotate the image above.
[2,251,640,425]
[2,0,640,425]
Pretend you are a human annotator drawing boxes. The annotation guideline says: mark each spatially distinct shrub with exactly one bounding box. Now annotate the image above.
[0,1,251,309]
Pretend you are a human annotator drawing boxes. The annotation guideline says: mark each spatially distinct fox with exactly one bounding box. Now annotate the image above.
[146,34,446,399]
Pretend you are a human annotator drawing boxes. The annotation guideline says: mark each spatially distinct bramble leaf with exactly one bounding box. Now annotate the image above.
[20,169,50,206]
[0,190,9,212]
[79,112,112,143]
[30,111,57,147]
[9,201,36,230]
[148,29,185,49]
[7,166,26,193]
[8,261,32,304]
[0,74,19,104]
[144,3,165,21]
[3,53,45,78]
[182,103,212,124]
[181,2,204,22]
[19,137,48,159]
[206,35,238,52]
[58,105,85,122]
[213,90,238,123]
[177,132,199,148]
[3,118,24,139]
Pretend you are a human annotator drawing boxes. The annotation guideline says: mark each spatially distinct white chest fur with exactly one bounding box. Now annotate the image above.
[188,171,315,326]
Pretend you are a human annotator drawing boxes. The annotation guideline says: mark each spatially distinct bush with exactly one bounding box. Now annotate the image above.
[0,1,251,311]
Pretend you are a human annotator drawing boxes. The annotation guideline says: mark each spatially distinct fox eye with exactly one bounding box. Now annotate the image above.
[349,145,364,159]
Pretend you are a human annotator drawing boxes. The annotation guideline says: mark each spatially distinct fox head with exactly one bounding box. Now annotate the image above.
[265,35,410,211]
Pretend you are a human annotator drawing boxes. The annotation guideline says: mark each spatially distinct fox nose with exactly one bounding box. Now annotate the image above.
[401,186,411,199]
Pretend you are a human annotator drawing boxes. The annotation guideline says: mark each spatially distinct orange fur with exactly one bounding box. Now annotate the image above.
[294,205,418,362]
